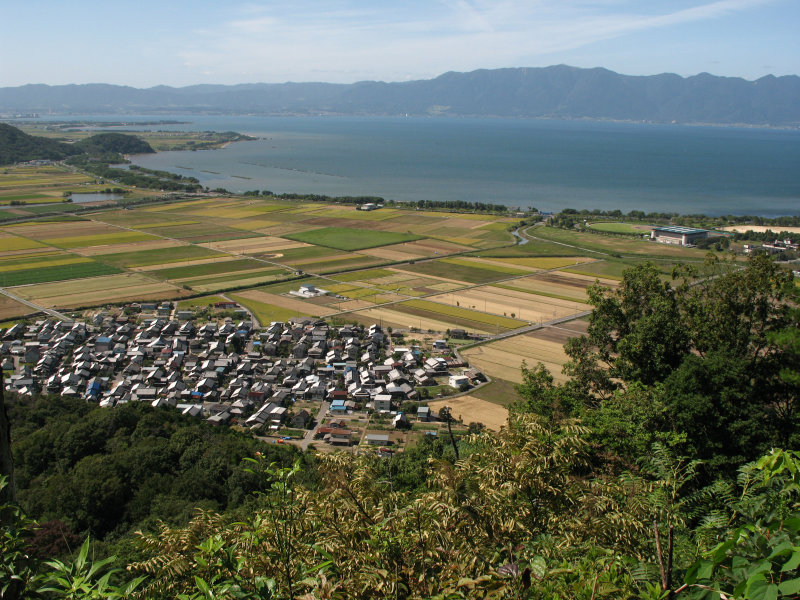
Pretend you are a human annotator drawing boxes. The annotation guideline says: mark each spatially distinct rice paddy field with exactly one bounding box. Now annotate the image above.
[0,165,104,208]
[0,193,689,382]
[10,273,186,309]
[425,286,588,324]
[282,227,422,251]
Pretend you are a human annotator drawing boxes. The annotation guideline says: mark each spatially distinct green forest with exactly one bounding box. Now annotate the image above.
[2,253,799,599]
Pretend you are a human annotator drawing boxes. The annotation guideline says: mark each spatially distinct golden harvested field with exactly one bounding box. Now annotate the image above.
[461,321,588,384]
[73,239,182,256]
[428,286,588,323]
[453,256,545,273]
[13,273,183,308]
[130,220,199,229]
[233,289,339,316]
[4,220,120,240]
[199,236,310,254]
[226,219,280,231]
[188,204,289,220]
[356,247,419,261]
[142,199,216,212]
[428,396,508,431]
[425,282,467,292]
[0,294,36,320]
[497,271,619,300]
[720,225,800,234]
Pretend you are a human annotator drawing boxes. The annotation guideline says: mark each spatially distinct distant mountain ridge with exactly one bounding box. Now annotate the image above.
[2,65,799,126]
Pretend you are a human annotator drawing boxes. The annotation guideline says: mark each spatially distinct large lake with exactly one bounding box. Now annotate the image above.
[52,115,800,216]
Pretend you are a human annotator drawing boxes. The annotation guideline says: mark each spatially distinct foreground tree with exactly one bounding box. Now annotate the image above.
[542,254,798,473]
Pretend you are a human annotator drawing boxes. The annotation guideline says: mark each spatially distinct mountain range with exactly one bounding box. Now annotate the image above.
[1,65,799,126]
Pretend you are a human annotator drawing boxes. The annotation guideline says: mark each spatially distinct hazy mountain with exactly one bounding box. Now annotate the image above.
[2,66,799,126]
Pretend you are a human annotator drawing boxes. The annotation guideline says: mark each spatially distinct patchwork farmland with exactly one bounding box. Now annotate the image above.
[0,195,603,396]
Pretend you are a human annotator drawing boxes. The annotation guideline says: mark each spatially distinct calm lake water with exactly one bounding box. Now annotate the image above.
[35,115,800,217]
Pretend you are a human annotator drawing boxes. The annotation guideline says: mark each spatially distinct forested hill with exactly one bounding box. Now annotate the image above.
[0,124,153,164]
[73,132,154,156]
[0,123,81,163]
[2,65,799,125]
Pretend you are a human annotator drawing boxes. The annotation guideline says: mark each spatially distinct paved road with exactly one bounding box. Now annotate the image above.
[457,309,593,351]
[300,400,330,451]
[0,287,74,322]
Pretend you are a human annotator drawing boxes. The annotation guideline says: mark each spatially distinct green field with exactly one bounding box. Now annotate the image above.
[399,298,526,329]
[176,295,228,310]
[282,227,423,251]
[587,222,650,234]
[178,268,288,289]
[228,294,314,323]
[95,245,223,268]
[265,245,343,263]
[527,226,706,259]
[296,255,386,274]
[152,258,272,280]
[329,268,396,282]
[0,261,122,286]
[400,258,526,284]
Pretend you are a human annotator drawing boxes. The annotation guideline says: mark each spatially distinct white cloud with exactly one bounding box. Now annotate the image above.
[173,0,785,83]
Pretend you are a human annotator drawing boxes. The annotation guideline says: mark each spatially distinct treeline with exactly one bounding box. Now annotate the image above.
[65,156,203,192]
[731,229,800,243]
[556,207,800,227]
[237,189,511,213]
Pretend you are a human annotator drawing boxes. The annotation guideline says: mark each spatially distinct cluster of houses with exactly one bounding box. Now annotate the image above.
[743,238,800,256]
[1,308,483,443]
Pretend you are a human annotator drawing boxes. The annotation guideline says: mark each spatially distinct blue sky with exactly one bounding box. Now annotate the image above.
[1,0,797,87]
